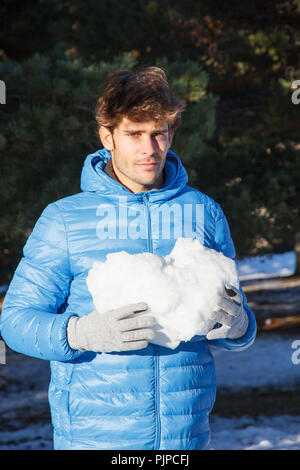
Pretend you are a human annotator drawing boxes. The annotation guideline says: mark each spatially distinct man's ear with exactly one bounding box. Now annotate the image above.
[99,126,114,151]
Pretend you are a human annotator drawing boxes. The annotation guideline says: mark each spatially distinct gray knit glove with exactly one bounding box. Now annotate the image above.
[206,284,249,340]
[67,302,156,352]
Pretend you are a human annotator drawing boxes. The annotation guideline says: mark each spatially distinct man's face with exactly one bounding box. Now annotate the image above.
[100,117,174,193]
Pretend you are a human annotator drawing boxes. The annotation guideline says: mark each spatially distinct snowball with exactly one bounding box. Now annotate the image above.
[86,238,240,349]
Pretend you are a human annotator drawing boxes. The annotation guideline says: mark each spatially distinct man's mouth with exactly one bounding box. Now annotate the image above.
[136,161,159,168]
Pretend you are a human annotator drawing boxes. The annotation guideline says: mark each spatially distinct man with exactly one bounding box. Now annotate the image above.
[0,67,256,450]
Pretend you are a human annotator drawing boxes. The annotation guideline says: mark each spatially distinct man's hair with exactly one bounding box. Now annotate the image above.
[95,67,185,134]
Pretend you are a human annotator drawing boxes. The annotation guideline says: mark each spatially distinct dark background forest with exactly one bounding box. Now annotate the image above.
[0,0,299,284]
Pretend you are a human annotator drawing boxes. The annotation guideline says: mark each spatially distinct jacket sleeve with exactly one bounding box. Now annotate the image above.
[208,203,257,352]
[0,203,83,362]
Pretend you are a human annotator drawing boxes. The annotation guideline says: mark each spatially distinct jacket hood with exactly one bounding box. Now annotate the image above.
[80,147,188,202]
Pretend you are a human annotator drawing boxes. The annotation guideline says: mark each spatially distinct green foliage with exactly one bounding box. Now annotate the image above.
[0,0,300,282]
[0,52,138,281]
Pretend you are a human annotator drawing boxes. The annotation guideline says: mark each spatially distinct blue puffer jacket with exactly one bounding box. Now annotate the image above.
[0,149,256,450]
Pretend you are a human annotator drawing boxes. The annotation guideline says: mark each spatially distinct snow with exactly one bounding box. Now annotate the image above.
[210,415,300,450]
[236,251,296,281]
[0,249,299,450]
[87,238,239,348]
[211,332,300,391]
[0,349,52,450]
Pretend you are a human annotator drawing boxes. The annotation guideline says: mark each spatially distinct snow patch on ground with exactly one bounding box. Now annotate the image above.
[0,423,53,450]
[210,415,300,450]
[211,331,300,391]
[236,251,296,281]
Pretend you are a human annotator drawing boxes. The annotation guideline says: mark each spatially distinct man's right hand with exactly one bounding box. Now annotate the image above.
[67,302,156,353]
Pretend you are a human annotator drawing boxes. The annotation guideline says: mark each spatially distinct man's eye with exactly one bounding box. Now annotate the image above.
[154,132,167,138]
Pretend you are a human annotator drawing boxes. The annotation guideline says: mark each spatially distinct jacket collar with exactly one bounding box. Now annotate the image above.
[80,148,188,203]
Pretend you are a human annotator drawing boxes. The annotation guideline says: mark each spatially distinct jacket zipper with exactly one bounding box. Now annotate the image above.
[142,193,161,450]
[142,192,153,253]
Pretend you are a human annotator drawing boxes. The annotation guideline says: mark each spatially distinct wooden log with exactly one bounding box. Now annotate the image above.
[257,315,300,331]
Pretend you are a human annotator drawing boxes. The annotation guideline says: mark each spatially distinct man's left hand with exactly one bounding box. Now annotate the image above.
[206,284,249,340]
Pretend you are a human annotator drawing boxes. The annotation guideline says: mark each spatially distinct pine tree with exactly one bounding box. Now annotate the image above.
[1,0,300,281]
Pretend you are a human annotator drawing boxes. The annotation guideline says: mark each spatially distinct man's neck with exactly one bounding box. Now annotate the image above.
[104,159,135,193]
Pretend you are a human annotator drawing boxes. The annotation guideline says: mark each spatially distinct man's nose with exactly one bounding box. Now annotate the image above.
[141,135,157,155]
